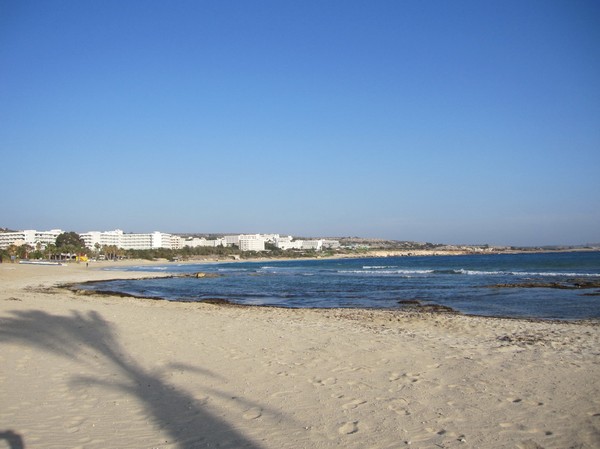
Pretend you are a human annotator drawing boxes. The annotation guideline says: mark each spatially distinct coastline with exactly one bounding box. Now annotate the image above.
[186,246,600,263]
[66,253,600,321]
[1,262,599,448]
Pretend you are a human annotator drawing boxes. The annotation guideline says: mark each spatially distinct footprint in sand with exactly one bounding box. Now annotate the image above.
[389,372,420,383]
[64,416,86,434]
[388,399,411,415]
[388,372,403,381]
[338,421,359,434]
[270,390,295,399]
[243,408,262,420]
[342,399,366,410]
[309,377,337,386]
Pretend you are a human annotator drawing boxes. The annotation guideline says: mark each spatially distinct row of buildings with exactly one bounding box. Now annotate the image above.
[183,234,340,252]
[0,229,64,250]
[0,229,340,252]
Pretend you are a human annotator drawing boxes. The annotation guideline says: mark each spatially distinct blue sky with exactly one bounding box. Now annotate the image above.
[1,1,599,245]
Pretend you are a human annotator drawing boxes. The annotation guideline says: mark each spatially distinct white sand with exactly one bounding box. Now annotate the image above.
[1,261,599,449]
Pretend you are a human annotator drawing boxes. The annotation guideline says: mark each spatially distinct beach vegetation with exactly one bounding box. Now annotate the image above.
[56,231,86,250]
[29,249,45,259]
[36,232,90,260]
[120,244,243,261]
[101,245,123,260]
[4,243,34,259]
[45,243,57,259]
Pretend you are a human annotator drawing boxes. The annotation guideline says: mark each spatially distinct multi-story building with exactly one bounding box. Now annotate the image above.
[322,239,341,249]
[274,236,303,250]
[121,232,153,250]
[182,237,226,248]
[80,230,178,250]
[0,229,63,250]
[0,231,28,249]
[261,234,280,243]
[301,240,323,251]
[170,235,183,250]
[224,235,240,247]
[2,228,339,252]
[238,234,266,251]
[81,229,122,249]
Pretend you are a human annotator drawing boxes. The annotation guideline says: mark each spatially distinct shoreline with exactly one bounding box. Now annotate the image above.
[65,279,600,325]
[1,261,599,448]
[63,253,600,323]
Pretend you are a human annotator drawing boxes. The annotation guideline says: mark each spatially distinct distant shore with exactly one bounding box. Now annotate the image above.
[58,245,600,267]
[3,245,598,270]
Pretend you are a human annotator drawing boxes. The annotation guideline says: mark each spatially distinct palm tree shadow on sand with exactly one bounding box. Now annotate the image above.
[0,309,269,449]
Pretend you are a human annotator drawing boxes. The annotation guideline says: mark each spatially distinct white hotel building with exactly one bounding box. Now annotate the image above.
[238,234,266,251]
[274,236,303,250]
[182,237,226,248]
[0,229,64,250]
[80,230,181,250]
[1,229,339,253]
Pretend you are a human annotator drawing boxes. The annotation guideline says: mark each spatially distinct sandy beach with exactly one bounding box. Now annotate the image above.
[1,261,599,449]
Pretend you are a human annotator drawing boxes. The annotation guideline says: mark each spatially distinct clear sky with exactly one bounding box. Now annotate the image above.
[1,1,599,246]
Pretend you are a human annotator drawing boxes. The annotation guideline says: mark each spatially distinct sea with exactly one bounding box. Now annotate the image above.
[79,251,600,321]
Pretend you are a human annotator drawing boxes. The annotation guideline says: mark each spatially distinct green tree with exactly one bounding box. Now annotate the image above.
[56,232,86,250]
[102,245,120,260]
[3,244,33,259]
[45,243,58,260]
[17,244,34,259]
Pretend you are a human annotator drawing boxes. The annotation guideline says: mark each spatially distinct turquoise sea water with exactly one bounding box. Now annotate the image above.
[80,251,600,320]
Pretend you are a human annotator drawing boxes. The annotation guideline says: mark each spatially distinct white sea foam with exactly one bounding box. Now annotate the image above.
[458,269,507,276]
[338,268,600,277]
[458,269,599,277]
[362,265,399,270]
[339,269,434,275]
[523,271,599,277]
[105,266,168,271]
